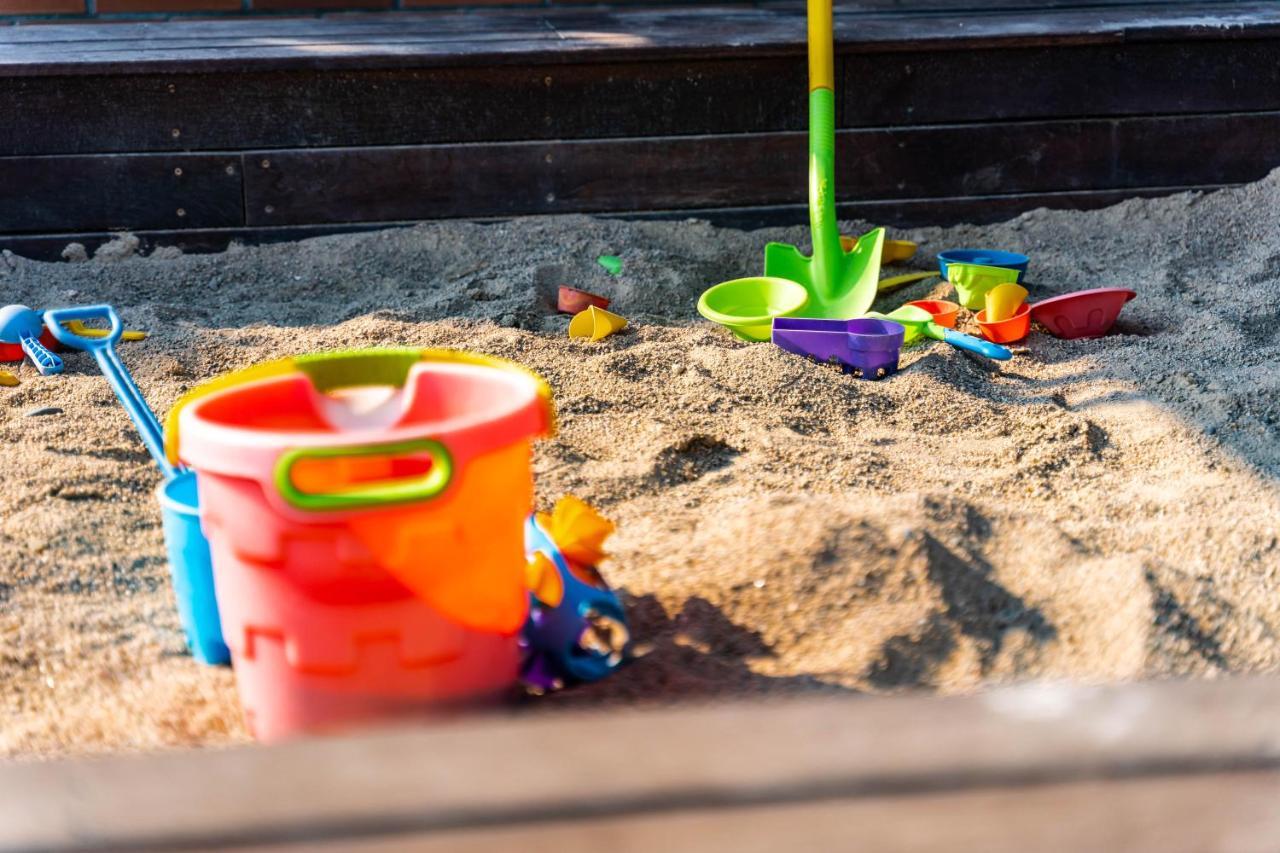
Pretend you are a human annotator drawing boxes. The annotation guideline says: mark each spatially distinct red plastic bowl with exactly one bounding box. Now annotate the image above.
[1030,288,1136,339]
[0,329,58,363]
[558,286,610,315]
[905,299,960,329]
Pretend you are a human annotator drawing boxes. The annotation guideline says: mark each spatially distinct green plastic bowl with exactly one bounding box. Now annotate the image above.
[697,277,809,342]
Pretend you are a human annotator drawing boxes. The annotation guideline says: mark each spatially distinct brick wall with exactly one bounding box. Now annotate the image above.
[0,0,601,19]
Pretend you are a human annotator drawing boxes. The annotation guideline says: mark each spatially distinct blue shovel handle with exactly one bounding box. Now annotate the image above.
[20,332,63,375]
[45,305,179,480]
[942,328,1012,361]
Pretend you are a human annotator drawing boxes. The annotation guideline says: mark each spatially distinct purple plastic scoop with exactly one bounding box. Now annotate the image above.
[772,317,905,380]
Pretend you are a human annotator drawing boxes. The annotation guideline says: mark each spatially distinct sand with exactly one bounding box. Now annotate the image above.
[3,170,1280,759]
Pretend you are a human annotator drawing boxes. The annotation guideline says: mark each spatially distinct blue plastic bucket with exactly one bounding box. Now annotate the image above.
[156,471,229,665]
[937,249,1029,283]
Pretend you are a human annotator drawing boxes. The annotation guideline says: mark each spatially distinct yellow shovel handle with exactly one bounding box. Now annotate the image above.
[63,320,147,342]
[876,271,937,294]
[808,0,835,92]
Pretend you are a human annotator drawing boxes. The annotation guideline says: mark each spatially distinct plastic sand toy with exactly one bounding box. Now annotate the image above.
[974,283,1031,344]
[846,236,917,264]
[906,299,960,328]
[597,255,623,276]
[60,319,147,342]
[760,0,884,318]
[976,303,1032,344]
[558,285,610,315]
[568,305,628,341]
[1030,288,1136,339]
[173,348,555,740]
[937,249,1029,283]
[521,496,630,692]
[875,304,1012,360]
[946,263,1023,311]
[0,369,17,387]
[773,317,905,379]
[876,271,937,295]
[0,306,144,372]
[45,305,229,665]
[984,283,1029,322]
[0,305,63,375]
[697,276,808,341]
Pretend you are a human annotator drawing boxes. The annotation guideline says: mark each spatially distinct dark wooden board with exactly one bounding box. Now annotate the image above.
[0,153,241,233]
[5,36,1280,157]
[0,59,808,157]
[841,38,1280,127]
[0,9,555,42]
[2,677,1279,851]
[2,3,1279,76]
[240,112,1280,225]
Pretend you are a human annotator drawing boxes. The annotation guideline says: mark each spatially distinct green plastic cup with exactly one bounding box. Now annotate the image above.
[948,263,1022,310]
[697,277,809,342]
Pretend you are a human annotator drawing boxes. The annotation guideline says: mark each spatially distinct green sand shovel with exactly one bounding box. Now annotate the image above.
[763,0,884,319]
[872,305,1013,360]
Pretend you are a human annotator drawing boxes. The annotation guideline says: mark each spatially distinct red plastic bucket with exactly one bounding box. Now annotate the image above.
[174,349,555,740]
[0,329,57,363]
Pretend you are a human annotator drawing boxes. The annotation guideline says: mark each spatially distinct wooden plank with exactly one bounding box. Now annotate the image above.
[0,9,554,42]
[240,772,1280,852]
[841,38,1280,126]
[1,3,1279,76]
[0,59,807,157]
[1,677,1279,851]
[0,0,1246,46]
[1,29,568,58]
[0,153,242,232]
[240,112,1280,225]
[0,183,1232,261]
[6,36,1280,157]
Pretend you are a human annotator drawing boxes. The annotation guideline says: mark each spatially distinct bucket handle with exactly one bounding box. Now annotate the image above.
[274,438,454,512]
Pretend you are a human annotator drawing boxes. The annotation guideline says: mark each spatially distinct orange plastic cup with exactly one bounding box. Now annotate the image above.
[905,299,961,328]
[975,303,1032,344]
[176,349,555,740]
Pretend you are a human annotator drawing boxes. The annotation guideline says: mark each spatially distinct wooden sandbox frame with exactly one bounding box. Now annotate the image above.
[2,676,1279,850]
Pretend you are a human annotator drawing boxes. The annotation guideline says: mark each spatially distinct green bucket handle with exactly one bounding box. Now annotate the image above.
[274,437,454,512]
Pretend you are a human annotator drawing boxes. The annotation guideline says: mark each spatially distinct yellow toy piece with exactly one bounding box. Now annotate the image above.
[568,305,627,341]
[62,320,147,342]
[876,271,936,295]
[845,237,917,264]
[525,551,564,607]
[0,370,18,387]
[537,495,615,567]
[985,283,1030,322]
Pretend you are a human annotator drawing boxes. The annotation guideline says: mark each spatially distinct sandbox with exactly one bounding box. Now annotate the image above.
[2,171,1279,757]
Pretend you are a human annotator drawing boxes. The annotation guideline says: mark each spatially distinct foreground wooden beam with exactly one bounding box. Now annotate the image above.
[2,677,1279,851]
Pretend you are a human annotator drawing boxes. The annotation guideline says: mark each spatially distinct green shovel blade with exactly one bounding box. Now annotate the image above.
[765,227,885,320]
